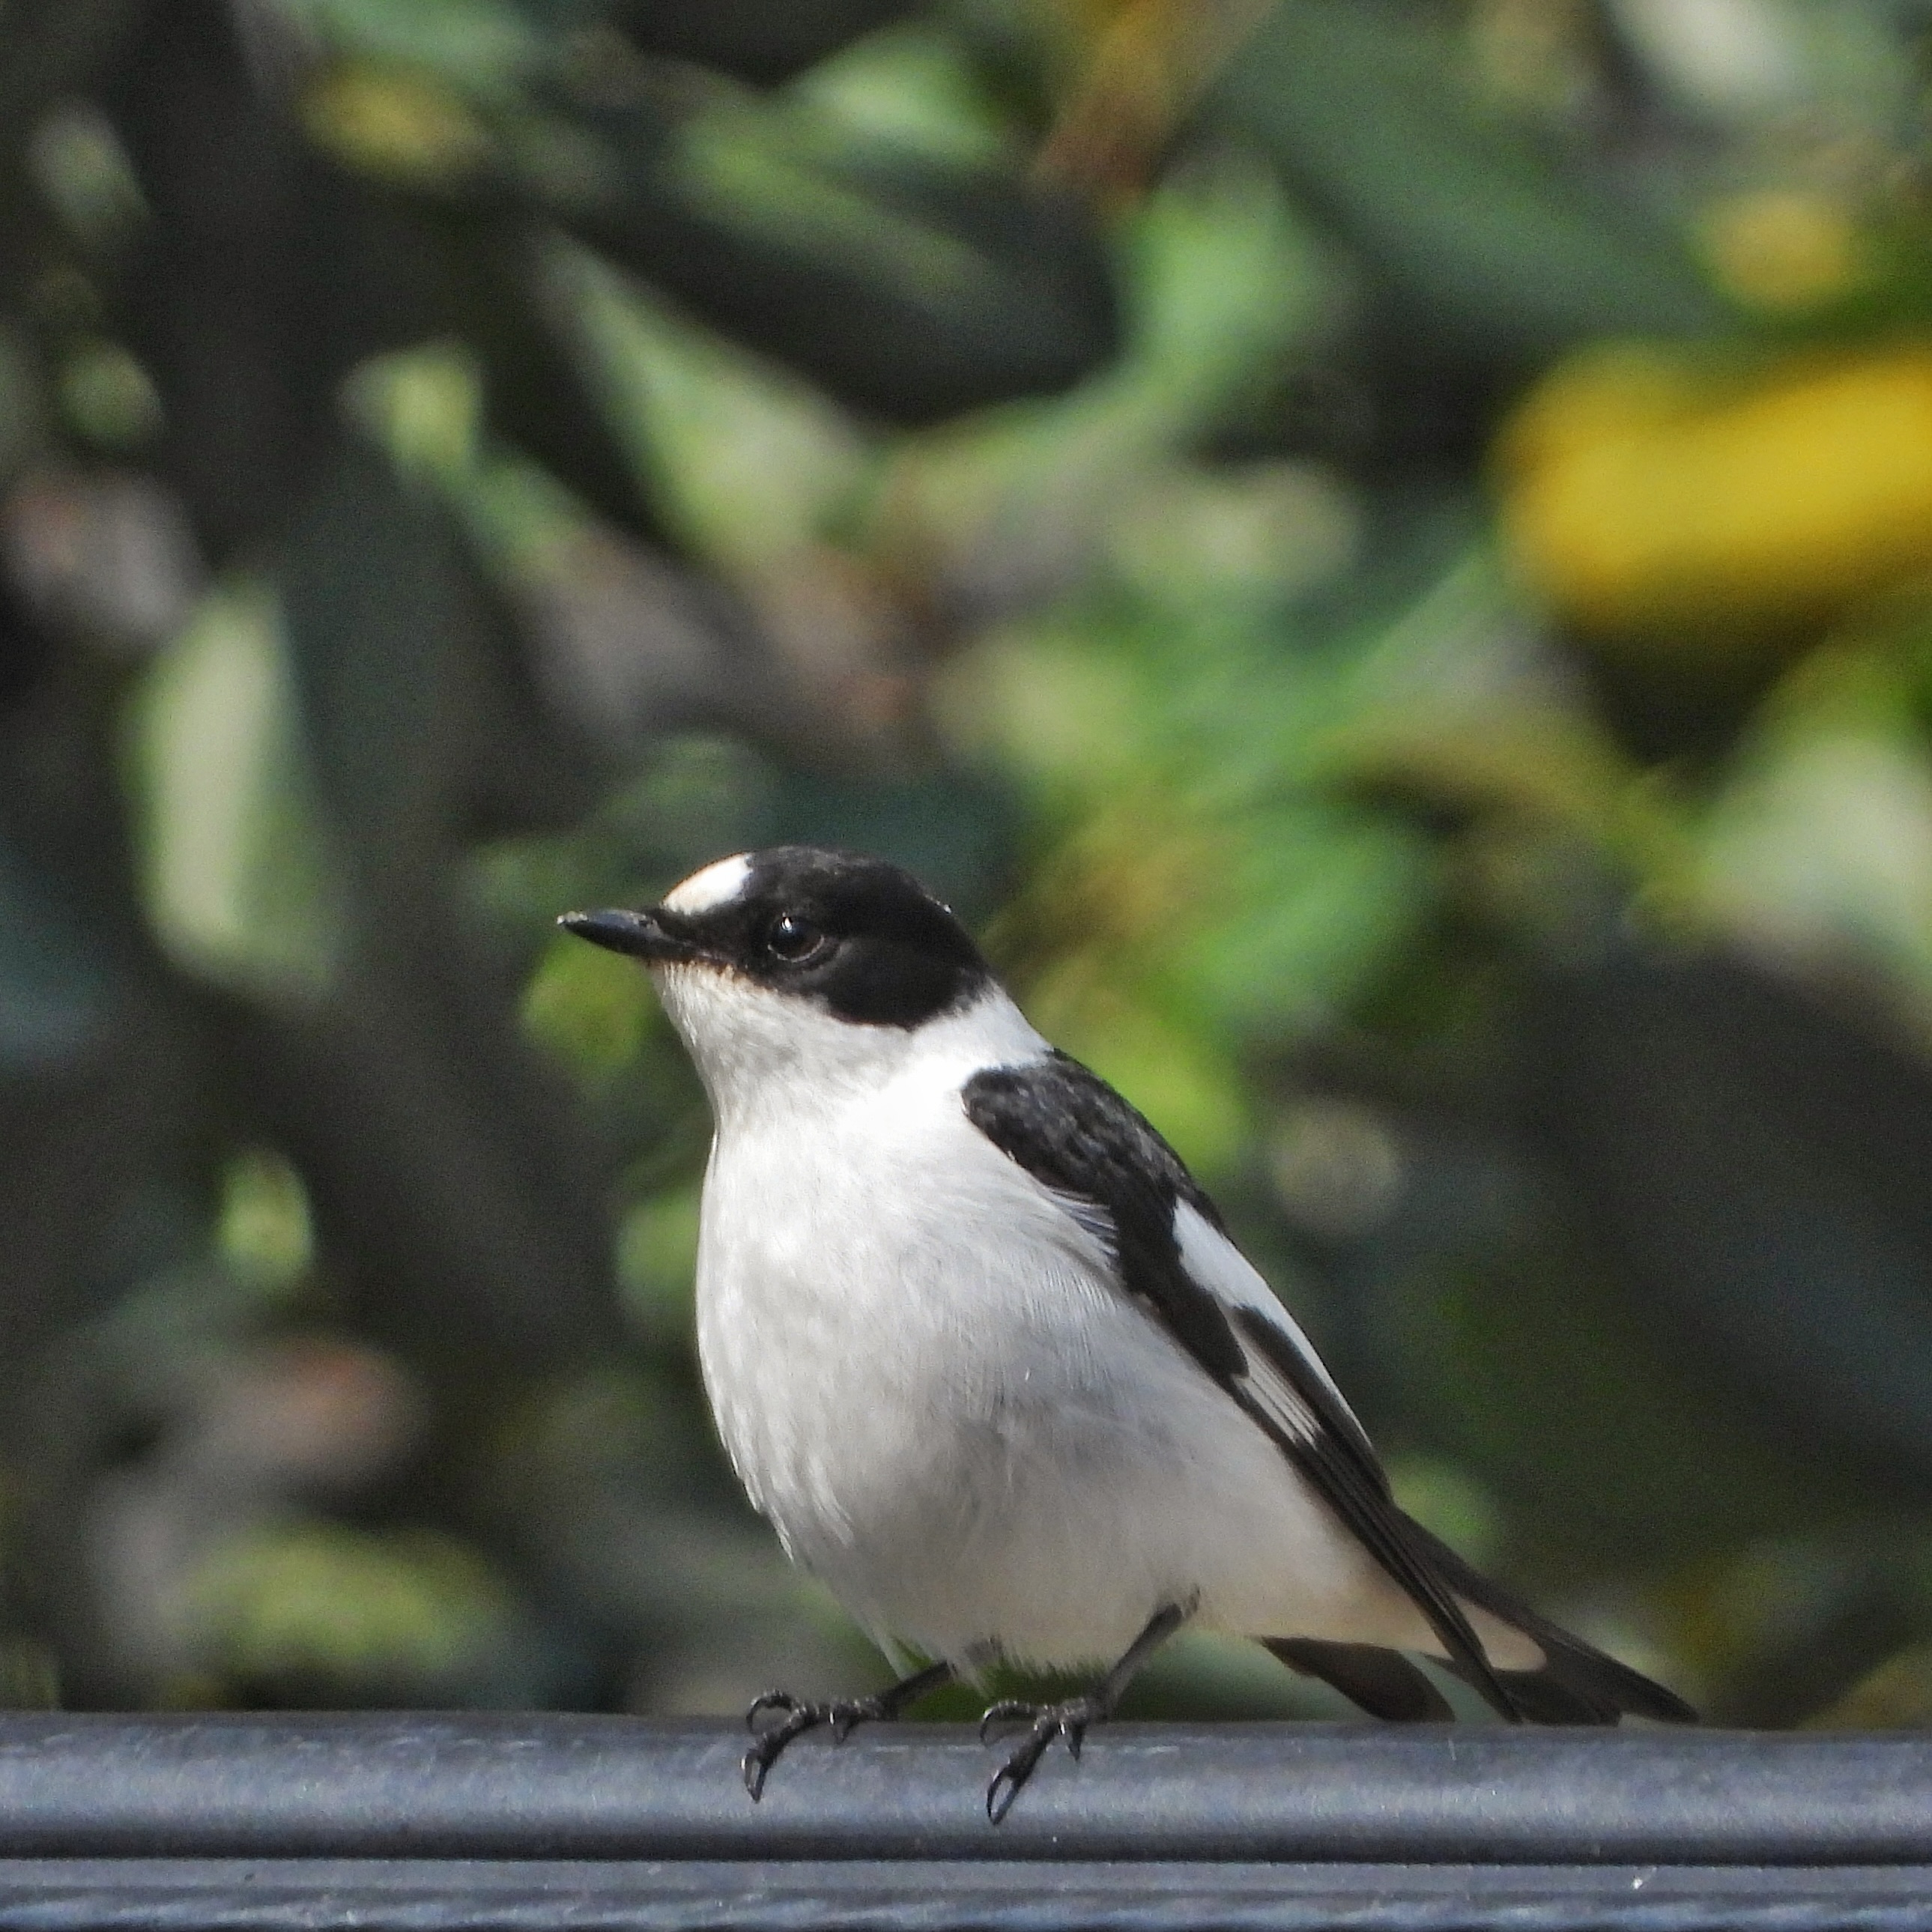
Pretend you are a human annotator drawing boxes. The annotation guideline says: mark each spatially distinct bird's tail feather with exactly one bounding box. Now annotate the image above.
[1263,1517,1695,1727]
[1264,1637,1453,1721]
[1405,1518,1695,1726]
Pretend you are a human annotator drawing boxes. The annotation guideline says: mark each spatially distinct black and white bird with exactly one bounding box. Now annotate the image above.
[562,846,1692,1820]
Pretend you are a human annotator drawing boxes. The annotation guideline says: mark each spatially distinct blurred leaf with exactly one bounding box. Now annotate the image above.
[27,102,150,260]
[1607,0,1904,132]
[873,148,1326,619]
[300,62,497,193]
[1338,706,1636,839]
[1190,805,1433,1038]
[1106,460,1359,610]
[521,927,659,1077]
[216,1147,316,1295]
[470,228,671,542]
[126,578,350,1007]
[1699,188,1873,318]
[346,343,486,488]
[556,242,870,575]
[523,0,914,86]
[55,340,162,452]
[527,76,1119,421]
[1209,0,1728,370]
[1696,642,1932,1014]
[785,22,1015,168]
[181,1521,529,1704]
[276,0,543,99]
[345,341,758,790]
[1037,0,1279,205]
[614,1182,700,1345]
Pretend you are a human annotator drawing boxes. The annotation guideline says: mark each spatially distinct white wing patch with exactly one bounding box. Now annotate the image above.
[1170,1201,1365,1441]
[1050,1189,1118,1256]
[664,852,752,915]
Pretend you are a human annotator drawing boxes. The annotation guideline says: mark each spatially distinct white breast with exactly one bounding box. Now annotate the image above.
[692,998,1089,1643]
[685,988,1420,1671]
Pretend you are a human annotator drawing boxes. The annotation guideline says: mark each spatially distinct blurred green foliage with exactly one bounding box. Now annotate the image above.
[10,0,1932,1729]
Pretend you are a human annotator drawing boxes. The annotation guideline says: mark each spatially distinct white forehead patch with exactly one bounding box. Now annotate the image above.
[663,852,753,915]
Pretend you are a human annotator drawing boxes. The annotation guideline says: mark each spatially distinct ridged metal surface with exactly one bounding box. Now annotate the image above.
[0,1718,1924,1929]
[0,1861,1930,1931]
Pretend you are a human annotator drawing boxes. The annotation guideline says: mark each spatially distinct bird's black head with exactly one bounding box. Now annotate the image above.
[561,846,992,1029]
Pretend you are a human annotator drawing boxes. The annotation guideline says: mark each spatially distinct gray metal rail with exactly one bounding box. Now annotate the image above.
[0,1715,1924,1928]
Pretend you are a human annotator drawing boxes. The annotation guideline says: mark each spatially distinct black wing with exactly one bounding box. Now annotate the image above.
[963,1052,1693,1727]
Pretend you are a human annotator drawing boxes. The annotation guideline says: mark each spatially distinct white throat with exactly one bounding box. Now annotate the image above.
[652,966,1049,1133]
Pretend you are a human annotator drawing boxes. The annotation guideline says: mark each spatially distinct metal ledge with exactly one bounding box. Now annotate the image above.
[0,1718,1925,1928]
[0,1716,1926,1862]
[0,1859,1929,1931]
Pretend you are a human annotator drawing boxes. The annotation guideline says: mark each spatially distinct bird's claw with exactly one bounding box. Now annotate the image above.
[742,1692,817,1801]
[977,1698,1037,1745]
[831,1698,883,1742]
[739,1689,889,1800]
[979,1697,1097,1823]
[747,1689,803,1730]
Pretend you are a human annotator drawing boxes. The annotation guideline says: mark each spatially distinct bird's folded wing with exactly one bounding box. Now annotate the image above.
[960,1050,1513,1713]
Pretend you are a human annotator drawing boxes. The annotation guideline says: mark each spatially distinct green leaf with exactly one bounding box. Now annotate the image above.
[277,0,542,100]
[1209,0,1730,369]
[125,577,350,1006]
[554,241,870,574]
[519,0,913,87]
[182,1522,527,1703]
[525,76,1119,421]
[470,225,670,541]
[1695,644,1932,1014]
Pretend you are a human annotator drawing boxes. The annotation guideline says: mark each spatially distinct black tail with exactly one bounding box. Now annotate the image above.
[1266,1518,1695,1727]
[1265,1637,1454,1720]
[1408,1518,1695,1724]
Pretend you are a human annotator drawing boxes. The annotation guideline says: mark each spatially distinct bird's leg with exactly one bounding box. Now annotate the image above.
[742,1657,955,1799]
[979,1603,1187,1823]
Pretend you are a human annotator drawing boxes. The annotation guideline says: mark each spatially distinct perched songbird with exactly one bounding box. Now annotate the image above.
[563,847,1692,1820]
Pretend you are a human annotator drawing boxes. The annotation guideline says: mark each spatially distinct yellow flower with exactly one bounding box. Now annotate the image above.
[1500,345,1932,647]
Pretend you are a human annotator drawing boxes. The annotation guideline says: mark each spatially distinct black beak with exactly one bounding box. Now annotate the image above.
[557,907,697,963]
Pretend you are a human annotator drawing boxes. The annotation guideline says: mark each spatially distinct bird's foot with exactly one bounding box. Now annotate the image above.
[740,1689,897,1799]
[978,1694,1105,1823]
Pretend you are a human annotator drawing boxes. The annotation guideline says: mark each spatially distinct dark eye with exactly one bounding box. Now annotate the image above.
[764,912,827,963]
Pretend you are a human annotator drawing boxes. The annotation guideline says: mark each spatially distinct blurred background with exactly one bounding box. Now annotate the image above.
[7,0,1932,1731]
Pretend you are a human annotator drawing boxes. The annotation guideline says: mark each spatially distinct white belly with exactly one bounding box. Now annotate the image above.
[693,1069,1412,1671]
